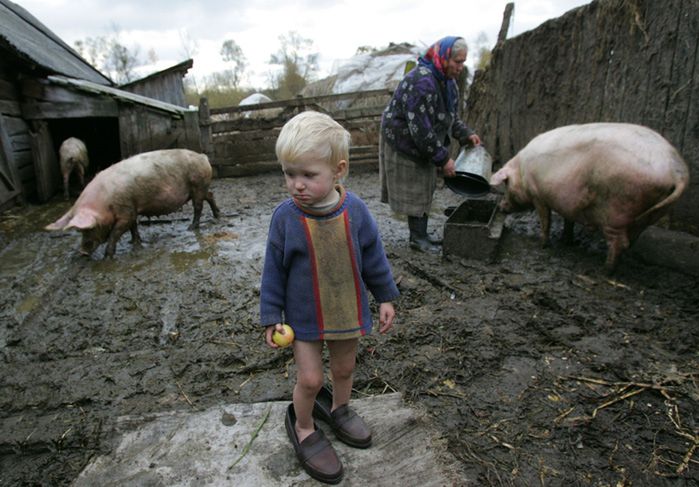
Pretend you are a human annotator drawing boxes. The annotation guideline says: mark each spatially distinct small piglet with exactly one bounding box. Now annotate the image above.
[490,123,689,272]
[59,137,89,200]
[46,148,220,258]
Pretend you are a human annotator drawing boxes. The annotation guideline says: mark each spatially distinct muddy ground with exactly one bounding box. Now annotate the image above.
[1,169,697,486]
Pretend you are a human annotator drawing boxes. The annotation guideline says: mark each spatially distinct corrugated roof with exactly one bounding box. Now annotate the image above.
[0,0,112,85]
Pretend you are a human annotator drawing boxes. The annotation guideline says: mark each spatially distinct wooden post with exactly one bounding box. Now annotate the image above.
[199,97,211,155]
[0,114,23,208]
[182,111,202,153]
[29,120,59,202]
[497,3,515,45]
[198,97,216,175]
[295,94,305,115]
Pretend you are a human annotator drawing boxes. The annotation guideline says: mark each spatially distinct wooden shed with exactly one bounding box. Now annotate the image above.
[0,0,199,209]
[120,59,194,108]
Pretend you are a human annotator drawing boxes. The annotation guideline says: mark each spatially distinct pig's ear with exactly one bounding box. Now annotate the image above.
[45,212,73,231]
[490,168,508,187]
[66,210,97,230]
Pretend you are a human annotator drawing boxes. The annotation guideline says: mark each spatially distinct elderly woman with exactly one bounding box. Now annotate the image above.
[380,36,481,252]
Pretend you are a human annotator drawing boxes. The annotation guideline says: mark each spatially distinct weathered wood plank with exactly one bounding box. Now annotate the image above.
[0,113,23,205]
[0,99,21,116]
[0,77,19,100]
[211,118,288,134]
[29,120,59,202]
[21,99,119,119]
[2,115,29,137]
[210,88,392,115]
[198,97,212,156]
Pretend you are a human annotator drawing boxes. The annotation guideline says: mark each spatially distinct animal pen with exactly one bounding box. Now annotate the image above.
[197,89,394,177]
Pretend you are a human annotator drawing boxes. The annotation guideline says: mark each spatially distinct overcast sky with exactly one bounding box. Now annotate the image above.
[19,0,592,88]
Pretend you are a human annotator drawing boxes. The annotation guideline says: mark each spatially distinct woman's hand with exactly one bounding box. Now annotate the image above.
[468,134,481,146]
[442,158,456,178]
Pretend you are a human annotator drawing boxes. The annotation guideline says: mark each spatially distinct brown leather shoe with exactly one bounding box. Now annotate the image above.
[313,385,372,448]
[285,403,343,484]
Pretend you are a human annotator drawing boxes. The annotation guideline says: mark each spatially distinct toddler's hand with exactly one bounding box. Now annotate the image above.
[378,302,395,334]
[265,323,283,348]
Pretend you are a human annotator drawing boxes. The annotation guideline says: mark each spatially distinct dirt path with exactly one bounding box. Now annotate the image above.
[1,170,697,485]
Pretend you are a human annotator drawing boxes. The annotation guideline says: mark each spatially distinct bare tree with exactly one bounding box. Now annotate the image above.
[73,25,143,83]
[268,31,319,98]
[178,29,199,59]
[177,29,199,93]
[220,39,247,89]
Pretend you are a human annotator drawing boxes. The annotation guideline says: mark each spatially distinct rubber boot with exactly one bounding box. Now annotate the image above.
[420,214,443,245]
[408,215,441,253]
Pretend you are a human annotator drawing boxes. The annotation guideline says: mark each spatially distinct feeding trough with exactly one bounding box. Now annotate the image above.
[443,145,505,261]
[443,196,505,262]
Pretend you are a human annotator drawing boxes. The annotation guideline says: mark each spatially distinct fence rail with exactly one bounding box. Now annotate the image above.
[208,89,391,116]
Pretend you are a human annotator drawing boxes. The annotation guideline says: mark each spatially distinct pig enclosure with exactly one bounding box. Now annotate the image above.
[1,171,697,485]
[1,0,698,484]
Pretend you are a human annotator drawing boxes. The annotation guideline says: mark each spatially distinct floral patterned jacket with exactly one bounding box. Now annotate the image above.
[381,65,475,167]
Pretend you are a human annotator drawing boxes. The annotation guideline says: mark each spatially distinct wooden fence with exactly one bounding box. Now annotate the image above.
[467,0,698,232]
[198,89,392,177]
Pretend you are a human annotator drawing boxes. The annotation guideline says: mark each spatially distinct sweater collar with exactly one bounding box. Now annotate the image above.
[292,184,347,216]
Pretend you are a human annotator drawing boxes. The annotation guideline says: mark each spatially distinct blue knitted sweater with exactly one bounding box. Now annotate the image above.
[260,187,400,341]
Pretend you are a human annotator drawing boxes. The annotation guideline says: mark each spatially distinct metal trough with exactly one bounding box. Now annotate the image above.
[442,196,505,262]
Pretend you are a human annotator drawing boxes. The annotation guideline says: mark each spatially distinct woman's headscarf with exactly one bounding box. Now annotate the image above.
[417,36,463,109]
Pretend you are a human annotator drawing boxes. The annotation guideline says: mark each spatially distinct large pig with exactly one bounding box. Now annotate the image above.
[46,148,221,258]
[59,137,89,200]
[489,123,689,272]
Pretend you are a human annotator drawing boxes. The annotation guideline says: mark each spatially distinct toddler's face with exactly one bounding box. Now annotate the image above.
[281,158,344,207]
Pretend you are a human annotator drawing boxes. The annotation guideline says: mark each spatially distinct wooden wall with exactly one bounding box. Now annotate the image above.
[119,106,201,159]
[120,60,193,108]
[467,0,699,233]
[0,58,32,206]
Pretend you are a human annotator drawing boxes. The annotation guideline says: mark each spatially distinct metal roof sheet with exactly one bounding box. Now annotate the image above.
[0,0,112,85]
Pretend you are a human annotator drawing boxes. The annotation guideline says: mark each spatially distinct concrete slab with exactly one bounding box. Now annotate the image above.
[73,393,466,486]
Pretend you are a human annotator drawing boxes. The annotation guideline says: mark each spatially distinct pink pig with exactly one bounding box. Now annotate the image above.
[489,123,689,272]
[58,137,89,200]
[46,148,220,258]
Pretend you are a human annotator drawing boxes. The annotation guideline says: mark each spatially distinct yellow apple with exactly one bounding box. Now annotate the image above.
[272,324,295,348]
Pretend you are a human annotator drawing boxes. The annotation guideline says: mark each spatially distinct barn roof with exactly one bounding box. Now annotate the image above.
[0,0,112,85]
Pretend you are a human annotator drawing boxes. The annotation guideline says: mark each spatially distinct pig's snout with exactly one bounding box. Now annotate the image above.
[79,238,100,256]
[489,183,506,195]
[496,196,514,213]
